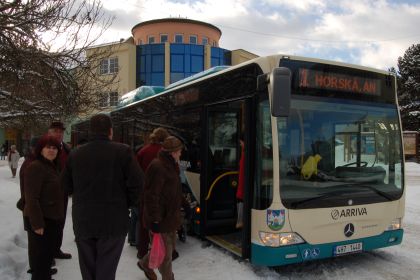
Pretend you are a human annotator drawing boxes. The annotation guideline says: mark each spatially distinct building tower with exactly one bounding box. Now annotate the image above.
[132,18,231,87]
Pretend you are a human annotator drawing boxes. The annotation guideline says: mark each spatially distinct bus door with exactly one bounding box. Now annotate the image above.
[201,99,252,257]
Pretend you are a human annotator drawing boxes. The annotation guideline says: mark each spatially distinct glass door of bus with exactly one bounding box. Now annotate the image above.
[201,99,251,258]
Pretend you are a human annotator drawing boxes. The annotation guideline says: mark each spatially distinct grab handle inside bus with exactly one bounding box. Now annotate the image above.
[270,67,291,117]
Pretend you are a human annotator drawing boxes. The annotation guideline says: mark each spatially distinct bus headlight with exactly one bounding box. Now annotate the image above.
[259,232,304,247]
[386,218,402,231]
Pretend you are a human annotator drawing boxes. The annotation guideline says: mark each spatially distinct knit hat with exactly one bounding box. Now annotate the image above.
[162,136,183,152]
[150,127,169,143]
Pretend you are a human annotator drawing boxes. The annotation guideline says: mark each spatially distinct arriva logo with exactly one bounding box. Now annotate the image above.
[331,208,367,220]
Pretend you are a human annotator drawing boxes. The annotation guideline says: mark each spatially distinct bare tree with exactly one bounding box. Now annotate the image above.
[0,0,118,129]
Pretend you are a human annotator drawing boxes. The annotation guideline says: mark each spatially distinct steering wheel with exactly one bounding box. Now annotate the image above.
[341,161,368,167]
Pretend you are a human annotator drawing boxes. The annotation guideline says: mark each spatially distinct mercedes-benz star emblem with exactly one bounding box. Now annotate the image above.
[344,223,355,237]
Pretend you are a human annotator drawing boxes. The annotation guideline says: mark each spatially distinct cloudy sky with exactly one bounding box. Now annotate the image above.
[98,0,420,70]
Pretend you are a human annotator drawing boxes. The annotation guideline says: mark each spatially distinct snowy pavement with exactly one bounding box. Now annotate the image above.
[1,158,420,279]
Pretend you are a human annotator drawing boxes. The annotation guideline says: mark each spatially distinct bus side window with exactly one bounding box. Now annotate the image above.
[254,99,273,210]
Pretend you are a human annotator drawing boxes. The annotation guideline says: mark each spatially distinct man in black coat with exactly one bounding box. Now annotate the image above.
[48,120,72,259]
[62,114,143,280]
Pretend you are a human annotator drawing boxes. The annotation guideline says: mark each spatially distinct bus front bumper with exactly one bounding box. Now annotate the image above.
[251,229,403,266]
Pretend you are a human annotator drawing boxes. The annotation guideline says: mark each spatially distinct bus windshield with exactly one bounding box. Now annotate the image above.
[279,97,404,209]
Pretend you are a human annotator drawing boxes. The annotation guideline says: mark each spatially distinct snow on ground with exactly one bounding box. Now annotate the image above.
[1,159,420,280]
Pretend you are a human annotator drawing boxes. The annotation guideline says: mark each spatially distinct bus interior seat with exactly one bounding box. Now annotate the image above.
[312,140,333,171]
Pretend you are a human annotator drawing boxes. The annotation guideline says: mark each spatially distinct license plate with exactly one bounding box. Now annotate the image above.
[334,242,363,256]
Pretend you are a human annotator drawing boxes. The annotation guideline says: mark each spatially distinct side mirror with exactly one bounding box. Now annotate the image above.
[270,67,291,117]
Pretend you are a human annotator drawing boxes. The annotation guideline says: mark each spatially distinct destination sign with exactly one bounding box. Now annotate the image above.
[298,68,381,96]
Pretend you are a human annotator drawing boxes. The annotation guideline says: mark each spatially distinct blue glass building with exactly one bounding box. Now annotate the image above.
[132,18,232,87]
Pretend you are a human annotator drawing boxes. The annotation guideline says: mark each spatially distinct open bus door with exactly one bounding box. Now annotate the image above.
[200,99,252,259]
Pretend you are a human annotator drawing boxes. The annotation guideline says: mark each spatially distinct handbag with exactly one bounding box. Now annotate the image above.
[148,233,166,269]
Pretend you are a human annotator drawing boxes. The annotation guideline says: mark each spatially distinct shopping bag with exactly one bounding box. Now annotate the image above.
[149,233,166,269]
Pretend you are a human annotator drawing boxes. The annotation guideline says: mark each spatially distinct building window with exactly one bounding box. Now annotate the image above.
[109,92,119,107]
[148,36,155,44]
[99,92,108,108]
[99,92,119,107]
[175,34,183,43]
[202,37,208,45]
[99,57,118,75]
[189,35,197,44]
[109,58,118,73]
[138,45,165,87]
[160,34,168,43]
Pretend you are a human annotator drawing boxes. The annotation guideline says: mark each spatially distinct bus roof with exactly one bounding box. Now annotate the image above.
[279,55,391,76]
[76,54,394,124]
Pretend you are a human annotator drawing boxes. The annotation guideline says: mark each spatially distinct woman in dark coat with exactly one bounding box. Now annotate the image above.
[138,136,184,280]
[23,135,64,280]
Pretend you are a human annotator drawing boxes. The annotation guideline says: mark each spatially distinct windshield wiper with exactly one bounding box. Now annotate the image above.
[289,189,357,209]
[347,185,394,201]
[288,185,395,209]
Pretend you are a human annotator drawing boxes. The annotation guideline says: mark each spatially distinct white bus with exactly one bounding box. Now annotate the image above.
[73,54,404,266]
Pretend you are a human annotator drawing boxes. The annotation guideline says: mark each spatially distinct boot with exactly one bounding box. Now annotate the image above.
[137,260,157,280]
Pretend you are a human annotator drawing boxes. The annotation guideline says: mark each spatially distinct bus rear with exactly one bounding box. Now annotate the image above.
[251,56,404,266]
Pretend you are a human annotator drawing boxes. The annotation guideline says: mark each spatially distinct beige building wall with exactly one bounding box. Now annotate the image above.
[117,38,136,94]
[164,42,171,87]
[231,49,259,65]
[85,37,136,113]
[204,44,211,70]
